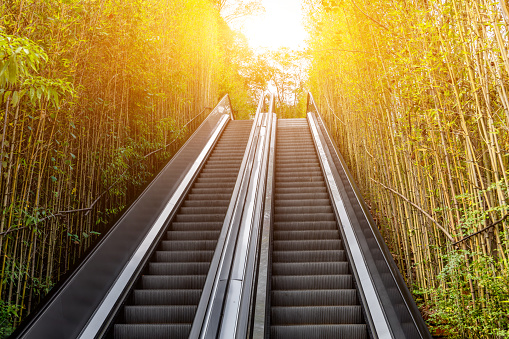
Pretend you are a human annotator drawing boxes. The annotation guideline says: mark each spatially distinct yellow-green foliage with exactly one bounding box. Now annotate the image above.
[305,0,509,336]
[0,0,222,329]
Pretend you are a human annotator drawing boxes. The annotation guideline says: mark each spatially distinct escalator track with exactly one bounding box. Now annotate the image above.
[268,118,368,338]
[113,120,253,339]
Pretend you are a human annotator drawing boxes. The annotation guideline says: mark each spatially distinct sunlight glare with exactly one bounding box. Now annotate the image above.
[239,0,307,51]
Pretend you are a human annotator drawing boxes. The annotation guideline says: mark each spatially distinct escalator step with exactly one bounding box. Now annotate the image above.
[159,240,217,251]
[141,275,206,289]
[275,192,330,200]
[174,214,225,222]
[273,240,342,251]
[179,206,227,214]
[170,222,223,231]
[182,200,229,207]
[272,262,348,275]
[272,250,346,263]
[271,305,363,324]
[270,325,368,339]
[124,305,197,323]
[148,262,210,275]
[273,229,339,239]
[154,251,214,262]
[271,275,353,290]
[274,213,335,222]
[114,324,191,339]
[131,289,201,305]
[274,206,332,214]
[166,231,220,241]
[271,289,358,306]
[273,222,338,232]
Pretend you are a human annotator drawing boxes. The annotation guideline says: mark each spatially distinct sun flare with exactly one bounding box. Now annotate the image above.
[238,0,307,51]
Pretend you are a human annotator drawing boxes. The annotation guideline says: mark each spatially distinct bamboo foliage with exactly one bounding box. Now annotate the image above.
[306,0,509,336]
[0,0,223,332]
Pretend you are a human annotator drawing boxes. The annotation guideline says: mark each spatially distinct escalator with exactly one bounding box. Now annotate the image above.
[112,120,253,338]
[12,93,431,339]
[268,119,367,338]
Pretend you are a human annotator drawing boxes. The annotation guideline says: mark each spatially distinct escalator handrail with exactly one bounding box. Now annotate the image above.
[307,93,432,338]
[251,111,276,339]
[189,92,275,339]
[12,95,233,339]
[218,94,275,338]
[189,93,268,338]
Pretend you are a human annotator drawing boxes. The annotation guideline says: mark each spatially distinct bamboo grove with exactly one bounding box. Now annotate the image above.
[306,0,509,336]
[0,0,267,334]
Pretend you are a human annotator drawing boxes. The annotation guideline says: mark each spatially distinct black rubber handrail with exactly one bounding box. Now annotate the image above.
[11,95,234,339]
[306,93,432,338]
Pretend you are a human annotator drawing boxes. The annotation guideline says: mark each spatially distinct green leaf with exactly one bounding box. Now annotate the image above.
[11,91,19,106]
[50,176,57,182]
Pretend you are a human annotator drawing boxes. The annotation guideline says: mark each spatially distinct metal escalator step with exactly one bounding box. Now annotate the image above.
[175,213,224,222]
[275,160,320,166]
[114,324,191,339]
[148,263,210,275]
[274,230,339,241]
[182,200,229,208]
[159,240,217,251]
[275,192,330,200]
[271,289,358,306]
[272,262,349,275]
[271,305,363,324]
[275,176,325,183]
[199,168,239,174]
[274,198,330,207]
[274,213,335,222]
[271,275,353,290]
[275,181,325,188]
[275,187,328,195]
[274,206,332,214]
[166,231,220,241]
[276,166,322,173]
[186,193,232,200]
[131,289,202,305]
[170,222,223,231]
[154,251,214,262]
[178,206,227,214]
[274,221,337,231]
[272,250,346,263]
[273,240,343,251]
[192,181,235,188]
[195,176,237,184]
[124,305,197,323]
[141,275,206,289]
[199,172,238,178]
[270,324,368,339]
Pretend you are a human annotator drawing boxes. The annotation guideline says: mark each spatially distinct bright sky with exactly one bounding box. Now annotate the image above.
[235,0,308,51]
